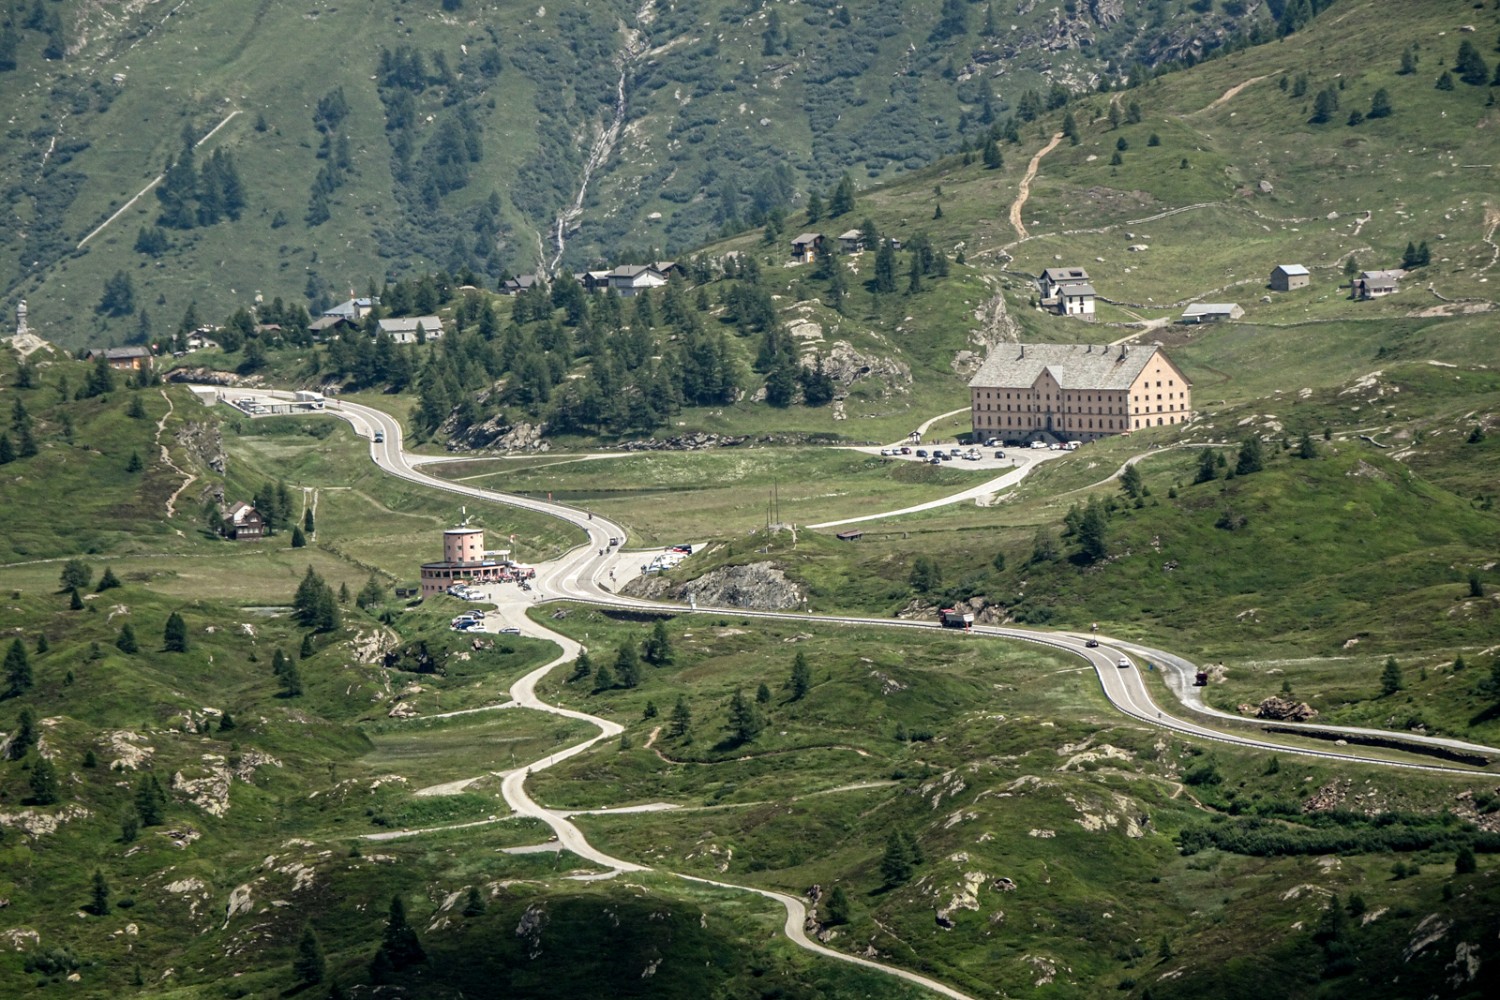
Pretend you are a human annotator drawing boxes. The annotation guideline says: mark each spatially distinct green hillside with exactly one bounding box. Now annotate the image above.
[5,2,1500,998]
[4,0,1288,350]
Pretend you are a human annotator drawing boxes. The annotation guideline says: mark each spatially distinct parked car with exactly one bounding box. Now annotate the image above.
[994,450,1006,459]
[915,449,928,458]
[984,438,999,447]
[879,448,891,456]
[900,446,911,455]
[499,626,522,635]
[1030,441,1046,450]
[930,457,942,465]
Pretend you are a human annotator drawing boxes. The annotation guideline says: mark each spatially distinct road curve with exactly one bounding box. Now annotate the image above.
[204,389,1499,999]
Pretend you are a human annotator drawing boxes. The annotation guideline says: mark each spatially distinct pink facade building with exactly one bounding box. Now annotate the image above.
[419,527,513,597]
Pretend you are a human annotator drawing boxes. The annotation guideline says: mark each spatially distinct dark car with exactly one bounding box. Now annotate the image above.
[930,457,942,465]
[1086,637,1099,648]
[915,449,927,458]
[900,446,912,455]
[994,450,1006,459]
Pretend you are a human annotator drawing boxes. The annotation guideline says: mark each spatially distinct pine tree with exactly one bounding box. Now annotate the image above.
[1456,40,1491,86]
[300,633,316,659]
[69,587,85,611]
[569,649,594,683]
[291,525,307,548]
[120,809,140,843]
[5,637,33,697]
[116,623,139,654]
[462,886,487,917]
[1298,432,1317,460]
[28,755,60,805]
[163,611,189,652]
[643,619,674,665]
[982,137,1003,169]
[59,558,92,592]
[727,688,762,744]
[789,651,811,701]
[293,925,326,984]
[9,708,37,760]
[756,682,772,705]
[357,575,385,609]
[1381,656,1403,696]
[97,566,121,591]
[1368,88,1393,119]
[1435,70,1455,91]
[218,711,236,732]
[881,830,915,887]
[379,895,426,969]
[669,695,692,738]
[615,643,641,688]
[0,433,13,465]
[1310,87,1339,124]
[1077,499,1109,563]
[1120,463,1144,499]
[135,773,167,826]
[90,869,111,916]
[303,508,316,534]
[592,660,616,692]
[825,885,851,925]
[828,173,856,217]
[1235,437,1264,476]
[1062,110,1078,145]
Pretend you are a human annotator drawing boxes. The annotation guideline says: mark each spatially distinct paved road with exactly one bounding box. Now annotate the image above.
[204,388,1499,999]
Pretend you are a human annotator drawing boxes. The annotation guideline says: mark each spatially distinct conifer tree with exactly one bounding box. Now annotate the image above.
[28,755,59,805]
[669,695,692,738]
[789,650,812,701]
[90,869,111,916]
[97,566,121,591]
[4,637,32,697]
[378,895,426,970]
[881,830,915,887]
[116,623,139,654]
[569,649,594,683]
[462,886,487,917]
[163,611,189,652]
[727,688,762,744]
[643,619,674,665]
[592,660,616,692]
[135,773,167,826]
[293,925,326,984]
[9,707,37,759]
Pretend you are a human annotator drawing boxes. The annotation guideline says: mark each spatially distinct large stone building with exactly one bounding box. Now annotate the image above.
[968,342,1192,443]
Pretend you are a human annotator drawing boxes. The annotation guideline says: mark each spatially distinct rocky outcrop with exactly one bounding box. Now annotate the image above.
[165,367,259,387]
[820,341,911,397]
[446,415,550,453]
[174,420,226,474]
[625,561,802,611]
[617,432,747,452]
[1252,696,1319,722]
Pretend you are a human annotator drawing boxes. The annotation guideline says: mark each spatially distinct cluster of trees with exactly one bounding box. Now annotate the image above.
[880,829,925,888]
[1193,436,1266,485]
[1178,812,1499,858]
[0,1,67,70]
[1,396,40,464]
[308,87,355,226]
[1401,240,1432,269]
[293,566,341,633]
[155,126,246,230]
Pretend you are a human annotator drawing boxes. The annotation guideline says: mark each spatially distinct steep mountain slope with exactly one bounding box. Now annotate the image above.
[0,0,1282,349]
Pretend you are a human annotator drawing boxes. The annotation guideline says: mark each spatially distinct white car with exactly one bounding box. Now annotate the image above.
[1117,656,1131,669]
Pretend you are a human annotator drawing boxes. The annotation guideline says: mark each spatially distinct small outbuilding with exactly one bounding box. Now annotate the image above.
[838,229,864,253]
[1180,303,1245,323]
[1352,269,1403,300]
[834,529,864,542]
[1269,264,1310,291]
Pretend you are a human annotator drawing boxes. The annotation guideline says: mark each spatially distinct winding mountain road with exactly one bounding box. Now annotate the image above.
[204,388,1499,999]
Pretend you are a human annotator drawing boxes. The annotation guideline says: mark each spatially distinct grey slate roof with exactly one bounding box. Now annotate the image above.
[1058,282,1096,297]
[1273,264,1309,276]
[968,343,1159,392]
[1040,267,1090,283]
[377,316,444,336]
[791,233,823,246]
[1181,303,1241,318]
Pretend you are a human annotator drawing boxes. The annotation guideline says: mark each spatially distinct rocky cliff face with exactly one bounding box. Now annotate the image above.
[624,561,803,611]
[175,421,227,475]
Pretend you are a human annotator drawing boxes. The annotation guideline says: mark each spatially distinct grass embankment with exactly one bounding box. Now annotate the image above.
[431,447,991,544]
[523,607,1500,998]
